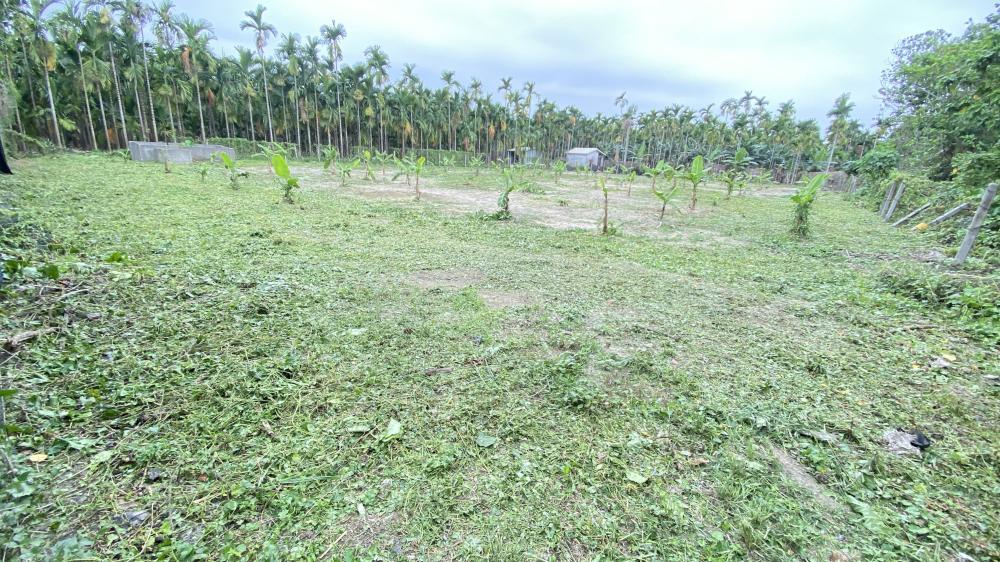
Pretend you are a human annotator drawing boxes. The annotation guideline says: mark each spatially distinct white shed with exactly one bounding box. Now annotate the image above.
[566,147,605,170]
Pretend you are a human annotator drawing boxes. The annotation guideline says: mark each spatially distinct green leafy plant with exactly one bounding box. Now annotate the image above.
[624,169,637,196]
[198,163,210,183]
[790,173,826,236]
[552,160,567,183]
[682,155,708,210]
[490,167,525,220]
[652,183,681,222]
[257,142,288,173]
[361,150,375,181]
[339,158,360,186]
[469,155,485,178]
[218,152,241,189]
[599,175,610,235]
[322,146,339,175]
[272,154,300,203]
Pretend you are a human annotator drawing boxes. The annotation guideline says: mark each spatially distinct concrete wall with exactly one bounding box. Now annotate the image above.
[130,141,235,163]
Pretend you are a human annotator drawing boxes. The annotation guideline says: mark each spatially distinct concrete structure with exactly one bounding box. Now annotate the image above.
[566,147,605,170]
[129,141,235,163]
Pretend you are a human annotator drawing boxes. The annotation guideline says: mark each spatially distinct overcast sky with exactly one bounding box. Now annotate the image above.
[172,0,993,129]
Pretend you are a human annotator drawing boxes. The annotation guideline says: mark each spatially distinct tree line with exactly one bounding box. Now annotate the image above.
[4,0,876,179]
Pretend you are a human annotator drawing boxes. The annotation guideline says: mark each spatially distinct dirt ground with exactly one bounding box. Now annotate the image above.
[281,165,794,242]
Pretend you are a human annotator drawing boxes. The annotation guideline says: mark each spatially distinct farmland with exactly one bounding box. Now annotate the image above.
[1,154,997,561]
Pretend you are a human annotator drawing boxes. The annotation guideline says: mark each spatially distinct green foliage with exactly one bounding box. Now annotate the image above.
[271,154,299,203]
[850,143,898,187]
[551,160,566,183]
[881,11,999,186]
[682,155,707,210]
[361,150,375,181]
[217,152,241,188]
[322,146,339,173]
[790,174,826,236]
[339,158,360,186]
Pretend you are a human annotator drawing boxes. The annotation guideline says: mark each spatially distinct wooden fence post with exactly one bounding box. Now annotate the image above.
[954,183,998,265]
[884,182,906,221]
[928,202,971,226]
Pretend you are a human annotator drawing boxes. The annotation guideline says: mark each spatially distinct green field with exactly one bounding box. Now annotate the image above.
[1,155,997,561]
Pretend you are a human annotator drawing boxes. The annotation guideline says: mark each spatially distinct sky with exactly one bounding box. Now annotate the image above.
[171,0,994,129]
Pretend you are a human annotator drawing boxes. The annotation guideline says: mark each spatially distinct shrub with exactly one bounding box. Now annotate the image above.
[790,174,826,237]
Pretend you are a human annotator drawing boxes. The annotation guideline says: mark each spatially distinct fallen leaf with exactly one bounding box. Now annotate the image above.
[941,352,957,362]
[91,450,114,464]
[625,470,648,484]
[381,418,402,440]
[475,433,497,448]
[28,452,48,463]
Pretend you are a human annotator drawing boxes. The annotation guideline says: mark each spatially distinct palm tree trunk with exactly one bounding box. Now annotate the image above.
[139,30,158,142]
[165,93,175,142]
[314,87,321,158]
[293,78,301,152]
[108,45,129,146]
[42,67,63,148]
[76,50,96,151]
[132,77,148,140]
[260,53,275,142]
[4,57,25,144]
[96,85,112,150]
[247,95,256,143]
[195,78,206,143]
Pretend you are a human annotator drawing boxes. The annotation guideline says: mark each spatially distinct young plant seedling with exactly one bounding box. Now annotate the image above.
[218,152,241,189]
[412,156,426,200]
[682,155,708,210]
[652,184,681,223]
[470,155,485,179]
[322,146,339,175]
[339,158,359,187]
[624,169,637,196]
[599,175,610,235]
[361,150,376,181]
[552,160,567,183]
[491,167,523,220]
[271,154,300,203]
[790,173,826,237]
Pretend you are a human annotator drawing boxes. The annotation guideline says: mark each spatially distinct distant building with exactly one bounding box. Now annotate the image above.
[566,147,605,170]
[506,147,540,164]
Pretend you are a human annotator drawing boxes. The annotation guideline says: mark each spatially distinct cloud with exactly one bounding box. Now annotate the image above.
[174,0,991,127]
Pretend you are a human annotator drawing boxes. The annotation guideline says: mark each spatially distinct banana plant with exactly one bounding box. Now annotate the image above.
[322,146,339,175]
[652,184,681,222]
[361,150,376,181]
[681,155,708,210]
[218,152,241,189]
[393,155,426,199]
[599,175,610,235]
[492,167,525,220]
[624,169,637,196]
[375,150,391,179]
[552,160,567,183]
[790,173,826,237]
[644,160,675,193]
[470,155,485,178]
[257,142,288,174]
[339,158,360,186]
[272,154,299,203]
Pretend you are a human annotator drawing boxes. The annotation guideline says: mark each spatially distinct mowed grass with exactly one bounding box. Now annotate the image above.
[1,154,997,561]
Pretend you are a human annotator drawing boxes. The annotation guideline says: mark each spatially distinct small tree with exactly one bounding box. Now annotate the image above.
[218,152,241,189]
[361,150,375,181]
[599,175,610,235]
[469,155,485,178]
[394,156,427,199]
[624,169,637,196]
[790,174,826,237]
[682,155,708,210]
[339,158,359,186]
[272,154,300,203]
[552,160,567,183]
[322,146,339,175]
[652,184,681,222]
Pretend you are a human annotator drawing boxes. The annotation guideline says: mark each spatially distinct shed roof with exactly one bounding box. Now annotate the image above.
[566,147,604,156]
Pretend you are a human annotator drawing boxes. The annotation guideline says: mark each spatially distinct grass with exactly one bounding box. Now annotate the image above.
[1,153,997,561]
